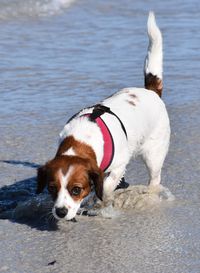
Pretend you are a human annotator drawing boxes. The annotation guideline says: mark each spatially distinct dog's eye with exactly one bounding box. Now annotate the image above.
[48,184,57,195]
[71,186,82,196]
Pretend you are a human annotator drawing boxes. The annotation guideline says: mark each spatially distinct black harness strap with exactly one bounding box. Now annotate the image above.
[66,104,128,139]
[90,104,128,139]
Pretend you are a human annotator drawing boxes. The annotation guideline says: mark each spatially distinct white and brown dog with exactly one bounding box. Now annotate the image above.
[36,12,170,220]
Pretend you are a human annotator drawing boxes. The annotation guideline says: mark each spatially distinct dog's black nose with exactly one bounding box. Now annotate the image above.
[55,207,68,218]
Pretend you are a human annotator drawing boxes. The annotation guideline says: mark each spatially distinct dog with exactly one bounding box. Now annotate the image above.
[36,12,170,220]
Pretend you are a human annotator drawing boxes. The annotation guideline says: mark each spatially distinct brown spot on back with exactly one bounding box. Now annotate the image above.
[126,100,136,106]
[144,73,163,97]
[129,94,137,99]
[126,93,138,106]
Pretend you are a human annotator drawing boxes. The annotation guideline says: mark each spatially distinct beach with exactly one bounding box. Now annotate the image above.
[0,0,200,272]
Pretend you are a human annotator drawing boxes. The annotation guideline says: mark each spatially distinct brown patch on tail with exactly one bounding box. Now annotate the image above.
[145,73,163,97]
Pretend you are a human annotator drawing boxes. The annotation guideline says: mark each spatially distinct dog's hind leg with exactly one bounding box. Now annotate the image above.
[141,123,170,187]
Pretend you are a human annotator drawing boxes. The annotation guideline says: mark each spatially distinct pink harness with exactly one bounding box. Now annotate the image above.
[69,104,127,172]
[95,117,114,171]
[83,114,114,172]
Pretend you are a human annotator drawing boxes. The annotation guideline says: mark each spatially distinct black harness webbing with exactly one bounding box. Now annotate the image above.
[89,104,128,139]
[66,104,128,140]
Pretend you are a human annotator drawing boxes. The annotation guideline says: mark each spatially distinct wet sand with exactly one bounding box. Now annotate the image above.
[1,0,200,272]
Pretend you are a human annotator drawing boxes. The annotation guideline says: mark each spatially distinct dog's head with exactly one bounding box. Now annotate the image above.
[36,156,104,220]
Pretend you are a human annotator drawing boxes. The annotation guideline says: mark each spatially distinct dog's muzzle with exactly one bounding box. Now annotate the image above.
[55,207,68,218]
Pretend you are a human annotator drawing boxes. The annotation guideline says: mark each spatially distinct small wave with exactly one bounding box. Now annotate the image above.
[0,0,75,21]
[78,185,175,219]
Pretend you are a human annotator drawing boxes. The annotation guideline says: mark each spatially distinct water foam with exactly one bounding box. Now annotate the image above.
[78,185,175,219]
[0,0,75,20]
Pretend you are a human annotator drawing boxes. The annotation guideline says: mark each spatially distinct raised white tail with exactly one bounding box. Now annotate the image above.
[144,12,163,97]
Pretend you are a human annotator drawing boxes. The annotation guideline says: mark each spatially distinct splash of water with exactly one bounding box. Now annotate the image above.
[98,185,175,219]
[71,185,175,219]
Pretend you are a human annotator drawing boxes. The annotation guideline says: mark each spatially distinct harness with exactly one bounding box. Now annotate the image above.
[85,104,127,172]
[89,104,127,138]
[67,104,127,172]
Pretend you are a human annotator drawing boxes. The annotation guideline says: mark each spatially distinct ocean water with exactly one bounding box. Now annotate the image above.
[0,0,200,272]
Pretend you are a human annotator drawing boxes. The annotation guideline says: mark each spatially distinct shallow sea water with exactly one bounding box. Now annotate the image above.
[0,0,200,272]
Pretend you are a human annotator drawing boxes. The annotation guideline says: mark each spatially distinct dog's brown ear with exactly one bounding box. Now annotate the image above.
[89,169,104,201]
[36,165,47,194]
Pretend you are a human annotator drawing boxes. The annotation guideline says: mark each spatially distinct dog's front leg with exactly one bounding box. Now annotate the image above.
[103,166,126,204]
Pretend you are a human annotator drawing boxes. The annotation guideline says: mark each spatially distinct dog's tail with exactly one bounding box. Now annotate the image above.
[144,12,163,97]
